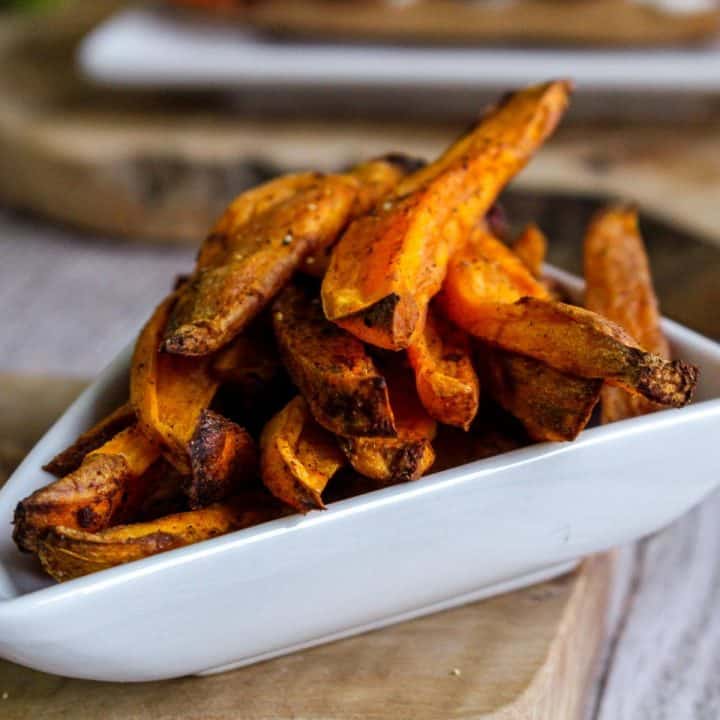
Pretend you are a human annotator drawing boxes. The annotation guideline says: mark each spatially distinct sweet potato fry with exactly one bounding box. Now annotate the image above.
[37,494,288,582]
[477,347,602,441]
[42,403,136,477]
[511,223,547,278]
[131,293,220,473]
[440,228,697,408]
[340,362,436,483]
[322,80,572,350]
[407,308,480,430]
[273,283,396,437]
[584,206,671,423]
[302,154,423,278]
[163,172,358,356]
[186,410,258,509]
[260,396,346,512]
[13,425,159,553]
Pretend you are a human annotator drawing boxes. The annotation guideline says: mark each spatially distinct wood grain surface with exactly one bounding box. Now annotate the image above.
[0,373,611,720]
[2,2,720,244]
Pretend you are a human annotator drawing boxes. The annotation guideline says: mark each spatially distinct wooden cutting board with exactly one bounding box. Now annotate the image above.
[1,2,720,246]
[0,374,612,719]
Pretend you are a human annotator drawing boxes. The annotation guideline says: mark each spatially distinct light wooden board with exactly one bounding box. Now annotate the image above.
[2,2,720,246]
[0,373,611,719]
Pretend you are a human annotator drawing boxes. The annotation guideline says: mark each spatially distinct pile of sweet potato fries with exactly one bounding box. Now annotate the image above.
[13,81,698,582]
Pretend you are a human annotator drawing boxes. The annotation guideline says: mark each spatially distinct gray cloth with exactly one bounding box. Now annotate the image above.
[0,209,195,377]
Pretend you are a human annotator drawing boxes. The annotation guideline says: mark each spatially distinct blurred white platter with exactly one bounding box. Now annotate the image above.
[78,7,720,91]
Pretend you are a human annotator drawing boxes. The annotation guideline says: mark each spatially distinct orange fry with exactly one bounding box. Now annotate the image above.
[440,227,697,408]
[407,308,480,430]
[131,293,219,473]
[511,223,547,278]
[163,172,358,355]
[340,362,437,483]
[38,494,288,582]
[322,80,572,350]
[261,396,346,512]
[585,206,672,423]
[273,283,396,437]
[43,403,136,477]
[13,425,159,553]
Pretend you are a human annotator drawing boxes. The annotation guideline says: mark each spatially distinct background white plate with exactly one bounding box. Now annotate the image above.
[79,7,720,91]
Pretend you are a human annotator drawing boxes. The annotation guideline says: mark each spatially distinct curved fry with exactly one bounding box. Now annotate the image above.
[261,396,346,512]
[13,425,159,553]
[322,80,572,350]
[163,173,358,355]
[37,495,288,582]
[131,293,219,472]
[407,308,480,430]
[273,283,396,437]
[440,227,697,407]
[584,205,671,422]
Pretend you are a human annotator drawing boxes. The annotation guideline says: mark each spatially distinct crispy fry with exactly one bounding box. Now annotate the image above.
[273,283,396,437]
[511,223,547,278]
[477,347,602,441]
[340,363,436,483]
[13,425,159,553]
[37,494,288,582]
[42,403,136,477]
[440,227,697,407]
[186,410,258,509]
[322,80,572,350]
[260,396,346,512]
[584,206,671,422]
[131,293,219,473]
[163,173,358,356]
[441,224,550,307]
[302,154,423,278]
[407,308,480,430]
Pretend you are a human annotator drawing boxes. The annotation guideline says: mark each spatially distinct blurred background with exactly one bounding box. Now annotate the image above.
[1,0,719,382]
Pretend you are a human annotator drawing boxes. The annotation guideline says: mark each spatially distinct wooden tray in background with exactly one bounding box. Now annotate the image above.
[1,2,720,247]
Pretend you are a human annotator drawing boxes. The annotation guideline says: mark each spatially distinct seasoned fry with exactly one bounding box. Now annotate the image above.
[37,494,288,582]
[186,410,258,509]
[13,425,159,553]
[407,308,480,430]
[584,206,671,422]
[477,347,602,441]
[322,80,572,350]
[43,403,136,477]
[273,283,396,437]
[440,227,697,407]
[511,223,547,278]
[163,173,358,355]
[261,396,346,512]
[131,293,219,473]
[302,154,423,278]
[447,295,696,408]
[340,363,436,483]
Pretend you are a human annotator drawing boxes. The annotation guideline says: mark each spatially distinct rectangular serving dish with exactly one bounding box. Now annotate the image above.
[0,267,719,682]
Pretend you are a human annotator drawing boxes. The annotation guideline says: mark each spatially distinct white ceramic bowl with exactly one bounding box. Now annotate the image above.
[0,267,718,681]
